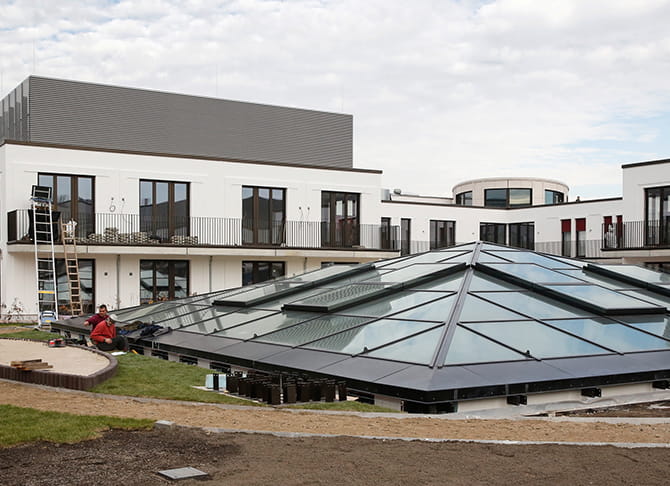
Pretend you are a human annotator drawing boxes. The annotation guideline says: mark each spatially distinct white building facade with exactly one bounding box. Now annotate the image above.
[2,76,670,319]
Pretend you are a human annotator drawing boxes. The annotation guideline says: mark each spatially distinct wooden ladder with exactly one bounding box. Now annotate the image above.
[61,221,83,316]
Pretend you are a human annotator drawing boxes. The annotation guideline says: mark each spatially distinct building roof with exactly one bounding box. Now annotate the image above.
[62,241,670,406]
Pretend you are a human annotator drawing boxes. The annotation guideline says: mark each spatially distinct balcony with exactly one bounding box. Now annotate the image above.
[7,210,400,252]
[600,220,670,251]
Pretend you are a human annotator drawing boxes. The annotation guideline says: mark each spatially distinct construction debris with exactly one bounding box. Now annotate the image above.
[10,359,53,371]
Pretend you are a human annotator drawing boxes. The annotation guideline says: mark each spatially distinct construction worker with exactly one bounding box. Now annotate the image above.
[84,304,108,329]
[90,314,128,352]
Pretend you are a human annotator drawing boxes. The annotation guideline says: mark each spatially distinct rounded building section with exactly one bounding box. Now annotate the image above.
[452,177,569,207]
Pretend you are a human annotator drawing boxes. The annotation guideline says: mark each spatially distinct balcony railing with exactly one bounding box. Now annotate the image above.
[601,220,670,250]
[7,210,400,252]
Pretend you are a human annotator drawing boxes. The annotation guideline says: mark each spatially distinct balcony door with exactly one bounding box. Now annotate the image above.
[140,180,189,242]
[321,191,359,247]
[38,173,94,238]
[242,186,285,245]
[646,187,670,246]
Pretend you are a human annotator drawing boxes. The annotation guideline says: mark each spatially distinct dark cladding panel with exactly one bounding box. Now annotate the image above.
[26,77,353,169]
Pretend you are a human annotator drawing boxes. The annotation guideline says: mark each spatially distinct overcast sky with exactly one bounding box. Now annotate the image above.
[2,0,670,200]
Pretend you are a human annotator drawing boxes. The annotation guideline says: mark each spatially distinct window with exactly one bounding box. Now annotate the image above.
[242,261,285,286]
[140,260,189,304]
[139,180,189,242]
[576,218,586,257]
[484,189,507,208]
[321,192,359,247]
[484,188,532,208]
[38,173,94,238]
[645,186,670,246]
[242,186,285,245]
[455,191,472,206]
[401,218,411,255]
[545,190,564,204]
[381,217,392,250]
[561,219,571,257]
[430,220,455,250]
[508,222,534,250]
[479,223,506,244]
[55,259,94,315]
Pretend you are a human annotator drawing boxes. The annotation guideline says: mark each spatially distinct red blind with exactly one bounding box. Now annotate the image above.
[576,218,586,231]
[603,216,612,226]
[561,219,571,232]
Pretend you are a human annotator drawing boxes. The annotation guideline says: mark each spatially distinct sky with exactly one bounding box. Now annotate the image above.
[2,0,670,200]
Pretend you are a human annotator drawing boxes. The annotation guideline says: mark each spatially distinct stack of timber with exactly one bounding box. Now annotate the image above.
[10,359,53,371]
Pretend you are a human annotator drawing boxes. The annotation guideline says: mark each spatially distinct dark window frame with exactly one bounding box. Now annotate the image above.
[55,258,95,315]
[242,261,286,286]
[545,189,565,205]
[429,220,456,250]
[484,188,533,208]
[37,172,95,237]
[242,185,286,246]
[508,222,534,250]
[139,179,190,242]
[321,191,360,248]
[645,186,670,246]
[479,222,507,244]
[381,217,392,250]
[455,191,473,206]
[561,219,571,257]
[576,218,586,257]
[400,218,411,255]
[140,260,190,304]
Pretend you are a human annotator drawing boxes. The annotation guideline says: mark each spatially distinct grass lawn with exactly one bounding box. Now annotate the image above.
[0,404,152,447]
[1,329,396,412]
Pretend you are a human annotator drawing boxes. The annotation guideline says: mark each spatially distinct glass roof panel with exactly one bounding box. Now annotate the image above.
[620,290,670,311]
[410,272,464,292]
[138,304,216,324]
[458,295,529,322]
[366,326,444,365]
[286,263,362,282]
[463,321,611,358]
[486,251,578,269]
[214,282,308,306]
[255,315,371,346]
[284,283,394,312]
[481,263,580,284]
[475,252,511,264]
[438,252,474,264]
[212,311,316,339]
[391,294,456,322]
[617,315,670,340]
[361,263,460,284]
[446,243,476,251]
[249,286,340,311]
[151,306,234,328]
[380,251,466,268]
[481,243,508,251]
[595,265,670,285]
[305,319,437,355]
[546,318,670,352]
[444,325,528,365]
[338,291,450,318]
[114,302,180,321]
[479,292,594,319]
[181,309,277,334]
[543,285,664,313]
[555,269,636,290]
[468,272,524,292]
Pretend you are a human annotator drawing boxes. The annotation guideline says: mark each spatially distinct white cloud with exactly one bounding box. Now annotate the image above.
[2,0,670,198]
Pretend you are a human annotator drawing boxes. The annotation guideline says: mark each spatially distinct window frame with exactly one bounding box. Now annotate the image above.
[37,172,95,238]
[139,179,190,242]
[140,260,190,304]
[242,185,286,246]
[455,191,473,206]
[429,220,456,250]
[321,191,360,248]
[508,222,534,250]
[479,222,507,244]
[242,261,286,286]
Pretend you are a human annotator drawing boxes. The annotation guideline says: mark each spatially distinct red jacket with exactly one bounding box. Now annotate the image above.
[90,321,117,343]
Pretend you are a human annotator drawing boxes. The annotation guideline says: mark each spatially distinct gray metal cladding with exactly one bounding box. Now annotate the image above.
[25,76,353,169]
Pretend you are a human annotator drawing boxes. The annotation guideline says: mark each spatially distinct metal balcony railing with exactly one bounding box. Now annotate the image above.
[600,220,670,250]
[7,209,401,252]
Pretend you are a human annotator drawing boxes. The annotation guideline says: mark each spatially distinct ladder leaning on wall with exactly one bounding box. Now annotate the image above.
[61,220,82,316]
[30,185,59,330]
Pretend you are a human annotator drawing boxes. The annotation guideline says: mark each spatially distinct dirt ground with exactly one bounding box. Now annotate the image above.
[1,381,670,485]
[2,427,669,486]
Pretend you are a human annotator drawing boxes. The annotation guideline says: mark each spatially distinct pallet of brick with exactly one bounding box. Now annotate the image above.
[88,233,104,243]
[131,232,149,244]
[118,233,131,243]
[103,227,119,243]
[10,359,53,371]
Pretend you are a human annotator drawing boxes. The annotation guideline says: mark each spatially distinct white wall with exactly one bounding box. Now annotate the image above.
[622,161,670,221]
